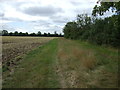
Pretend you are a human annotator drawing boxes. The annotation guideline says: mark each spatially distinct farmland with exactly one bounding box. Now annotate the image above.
[2,36,56,81]
[2,37,118,88]
[1,0,119,88]
[2,36,55,62]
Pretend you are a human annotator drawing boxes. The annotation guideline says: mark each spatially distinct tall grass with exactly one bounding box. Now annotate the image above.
[56,38,118,88]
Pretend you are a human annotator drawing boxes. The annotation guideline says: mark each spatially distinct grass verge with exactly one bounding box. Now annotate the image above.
[56,38,118,88]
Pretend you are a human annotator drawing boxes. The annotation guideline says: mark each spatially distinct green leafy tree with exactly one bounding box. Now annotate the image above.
[54,31,58,37]
[63,21,78,39]
[37,31,41,36]
[2,30,8,36]
[9,32,13,36]
[92,1,120,46]
[14,31,19,36]
[92,1,120,16]
[43,33,47,36]
[30,33,36,36]
[47,33,51,37]
[25,32,28,36]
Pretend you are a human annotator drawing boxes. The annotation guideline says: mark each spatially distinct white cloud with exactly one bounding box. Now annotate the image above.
[0,19,13,24]
[1,0,109,34]
[15,28,28,33]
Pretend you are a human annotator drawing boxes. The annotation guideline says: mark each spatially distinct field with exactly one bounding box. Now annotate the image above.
[2,36,55,62]
[2,37,118,88]
[2,36,55,80]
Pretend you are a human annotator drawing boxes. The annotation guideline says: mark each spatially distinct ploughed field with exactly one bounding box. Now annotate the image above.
[2,36,55,80]
[2,37,118,88]
[2,36,55,62]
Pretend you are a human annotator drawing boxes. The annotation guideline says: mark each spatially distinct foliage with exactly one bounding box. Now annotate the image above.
[63,1,120,47]
[1,30,63,37]
[63,21,78,39]
[92,1,120,16]
[63,2,120,46]
[63,14,119,47]
[2,30,9,36]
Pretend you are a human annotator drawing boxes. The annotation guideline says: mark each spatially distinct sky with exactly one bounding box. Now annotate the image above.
[0,0,114,34]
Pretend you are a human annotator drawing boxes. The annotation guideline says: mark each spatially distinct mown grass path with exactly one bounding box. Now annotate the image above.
[3,38,118,88]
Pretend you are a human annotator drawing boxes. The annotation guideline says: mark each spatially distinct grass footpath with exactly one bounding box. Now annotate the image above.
[3,38,118,88]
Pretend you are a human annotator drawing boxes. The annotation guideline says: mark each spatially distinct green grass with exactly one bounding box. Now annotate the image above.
[3,38,118,88]
[3,39,60,88]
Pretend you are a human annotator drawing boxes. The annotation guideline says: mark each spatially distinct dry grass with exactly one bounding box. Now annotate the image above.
[56,38,118,88]
[81,51,96,70]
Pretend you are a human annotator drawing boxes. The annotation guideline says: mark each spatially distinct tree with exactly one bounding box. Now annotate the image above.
[37,31,41,36]
[92,1,120,47]
[43,33,47,36]
[47,33,51,37]
[54,31,58,37]
[59,33,62,37]
[19,32,23,36]
[30,33,36,36]
[25,32,28,36]
[92,1,120,16]
[76,14,92,40]
[9,32,13,36]
[63,12,119,47]
[14,31,19,36]
[2,30,8,36]
[63,21,78,39]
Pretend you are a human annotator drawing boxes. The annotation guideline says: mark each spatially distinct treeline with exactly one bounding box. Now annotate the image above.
[1,30,63,37]
[63,14,119,47]
[63,1,120,47]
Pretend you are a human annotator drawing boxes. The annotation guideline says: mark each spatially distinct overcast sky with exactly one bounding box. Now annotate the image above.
[0,0,114,34]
